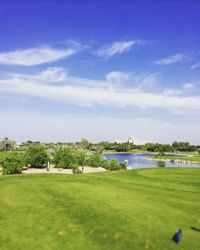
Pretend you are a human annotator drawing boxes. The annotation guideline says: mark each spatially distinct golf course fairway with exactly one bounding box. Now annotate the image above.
[0,168,200,250]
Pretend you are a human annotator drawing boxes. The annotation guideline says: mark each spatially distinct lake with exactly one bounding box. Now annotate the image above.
[104,153,200,169]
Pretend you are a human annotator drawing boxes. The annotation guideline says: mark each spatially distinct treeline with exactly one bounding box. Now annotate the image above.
[90,141,199,153]
[0,137,199,153]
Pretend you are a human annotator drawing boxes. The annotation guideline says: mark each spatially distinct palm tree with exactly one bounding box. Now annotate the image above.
[0,138,17,151]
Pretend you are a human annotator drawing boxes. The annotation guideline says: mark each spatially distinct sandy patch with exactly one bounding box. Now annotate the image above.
[22,166,106,175]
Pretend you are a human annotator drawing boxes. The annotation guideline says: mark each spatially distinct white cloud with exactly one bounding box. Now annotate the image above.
[132,73,160,91]
[163,81,200,105]
[8,67,68,84]
[106,71,160,91]
[190,62,200,70]
[105,71,129,85]
[63,39,89,51]
[153,53,187,65]
[0,46,77,66]
[182,81,200,94]
[183,83,194,90]
[39,67,68,82]
[96,39,144,58]
[0,69,200,112]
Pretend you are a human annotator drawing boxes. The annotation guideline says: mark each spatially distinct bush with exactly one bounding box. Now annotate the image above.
[110,159,120,170]
[100,159,121,171]
[119,162,127,169]
[53,147,77,168]
[88,152,101,167]
[157,161,165,168]
[72,166,82,174]
[100,159,111,169]
[25,145,49,168]
[1,153,24,175]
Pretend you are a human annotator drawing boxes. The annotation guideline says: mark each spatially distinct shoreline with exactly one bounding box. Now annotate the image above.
[103,151,189,156]
[145,157,200,165]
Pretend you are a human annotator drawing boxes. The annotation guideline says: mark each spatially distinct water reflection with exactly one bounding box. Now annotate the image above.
[104,153,200,169]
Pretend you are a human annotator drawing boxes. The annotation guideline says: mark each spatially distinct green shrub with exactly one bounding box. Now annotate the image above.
[119,162,127,169]
[110,159,120,170]
[88,152,101,167]
[1,153,24,175]
[53,147,77,168]
[157,161,165,168]
[25,145,49,168]
[100,159,121,171]
[72,166,82,174]
[100,159,111,169]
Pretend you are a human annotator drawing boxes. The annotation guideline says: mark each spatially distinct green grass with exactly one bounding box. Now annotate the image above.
[103,149,151,154]
[103,150,197,155]
[152,154,200,163]
[0,169,200,250]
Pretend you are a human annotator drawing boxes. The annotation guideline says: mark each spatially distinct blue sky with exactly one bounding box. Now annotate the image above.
[0,1,200,144]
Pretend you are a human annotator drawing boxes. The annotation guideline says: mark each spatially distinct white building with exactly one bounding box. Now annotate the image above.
[114,137,151,145]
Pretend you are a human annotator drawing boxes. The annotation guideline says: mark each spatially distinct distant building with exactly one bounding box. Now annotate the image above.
[114,137,134,144]
[114,137,151,145]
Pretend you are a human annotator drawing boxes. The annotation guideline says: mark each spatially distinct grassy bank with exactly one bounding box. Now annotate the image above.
[151,154,200,164]
[103,150,194,155]
[0,168,200,250]
[103,149,151,154]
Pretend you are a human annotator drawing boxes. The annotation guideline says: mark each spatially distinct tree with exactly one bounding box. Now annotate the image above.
[1,152,24,175]
[79,138,90,150]
[74,151,87,167]
[144,143,174,154]
[53,147,77,168]
[0,137,16,152]
[92,144,105,154]
[114,143,125,152]
[110,159,120,170]
[25,145,49,168]
[88,152,102,167]
[172,141,194,152]
[98,141,111,150]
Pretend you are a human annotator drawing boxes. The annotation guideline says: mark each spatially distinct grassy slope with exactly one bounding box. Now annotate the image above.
[0,169,200,250]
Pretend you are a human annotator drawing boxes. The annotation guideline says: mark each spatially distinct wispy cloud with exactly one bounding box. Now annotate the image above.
[182,81,200,93]
[153,53,187,65]
[0,68,200,112]
[105,71,129,85]
[106,71,160,91]
[183,83,195,90]
[0,46,78,66]
[7,67,68,86]
[96,39,144,58]
[163,81,200,100]
[190,62,200,70]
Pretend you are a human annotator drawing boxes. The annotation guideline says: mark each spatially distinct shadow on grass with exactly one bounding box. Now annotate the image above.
[191,226,200,232]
